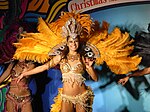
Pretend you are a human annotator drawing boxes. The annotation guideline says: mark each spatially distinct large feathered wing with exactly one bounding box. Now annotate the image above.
[13,18,65,63]
[88,27,142,74]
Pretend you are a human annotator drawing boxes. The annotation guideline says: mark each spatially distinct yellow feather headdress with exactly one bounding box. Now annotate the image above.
[13,11,141,74]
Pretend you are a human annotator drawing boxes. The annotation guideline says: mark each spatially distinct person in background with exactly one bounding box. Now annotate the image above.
[0,60,35,112]
[118,23,150,86]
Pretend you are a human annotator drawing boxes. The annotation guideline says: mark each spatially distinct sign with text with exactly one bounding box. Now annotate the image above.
[68,0,149,12]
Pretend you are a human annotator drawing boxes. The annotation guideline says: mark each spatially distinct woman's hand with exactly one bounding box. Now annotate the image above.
[118,76,129,85]
[82,57,98,81]
[17,73,25,83]
[83,57,95,68]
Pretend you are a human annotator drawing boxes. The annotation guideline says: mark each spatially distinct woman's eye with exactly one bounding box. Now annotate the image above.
[75,40,79,43]
[69,41,73,43]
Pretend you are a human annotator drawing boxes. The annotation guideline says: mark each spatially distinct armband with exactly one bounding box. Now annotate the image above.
[47,59,56,69]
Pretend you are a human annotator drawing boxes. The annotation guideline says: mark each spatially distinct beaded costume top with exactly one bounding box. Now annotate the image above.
[60,58,85,85]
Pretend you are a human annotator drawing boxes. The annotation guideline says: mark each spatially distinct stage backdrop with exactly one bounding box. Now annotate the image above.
[0,0,150,112]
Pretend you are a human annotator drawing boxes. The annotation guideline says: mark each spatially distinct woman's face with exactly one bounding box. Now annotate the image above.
[67,37,79,51]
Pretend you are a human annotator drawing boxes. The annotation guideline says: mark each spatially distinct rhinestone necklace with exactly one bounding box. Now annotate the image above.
[67,53,80,62]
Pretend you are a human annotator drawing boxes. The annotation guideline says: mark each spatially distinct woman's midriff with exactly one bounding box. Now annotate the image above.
[62,82,87,96]
[9,80,30,96]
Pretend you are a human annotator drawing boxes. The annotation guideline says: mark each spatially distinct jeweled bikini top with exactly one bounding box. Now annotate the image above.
[60,58,85,85]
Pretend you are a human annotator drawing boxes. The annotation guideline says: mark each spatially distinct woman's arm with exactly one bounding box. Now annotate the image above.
[128,67,150,77]
[118,67,150,85]
[17,55,62,83]
[21,63,47,76]
[22,55,61,76]
[0,62,15,84]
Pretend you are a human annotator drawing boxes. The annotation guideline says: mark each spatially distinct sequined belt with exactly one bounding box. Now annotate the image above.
[7,92,31,103]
